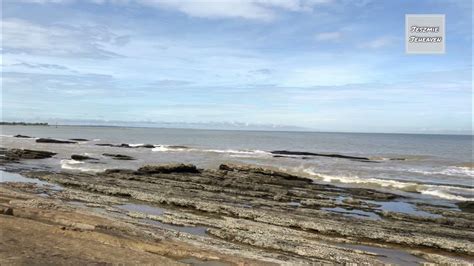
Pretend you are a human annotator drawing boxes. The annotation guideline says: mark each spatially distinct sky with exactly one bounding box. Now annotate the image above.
[1,0,472,134]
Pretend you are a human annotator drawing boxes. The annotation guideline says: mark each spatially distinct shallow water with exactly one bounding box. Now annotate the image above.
[117,202,208,236]
[0,170,62,190]
[368,200,442,218]
[1,125,472,202]
[322,207,381,220]
[338,243,425,266]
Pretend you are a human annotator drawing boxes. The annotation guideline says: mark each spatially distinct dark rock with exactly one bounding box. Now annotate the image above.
[102,153,135,160]
[69,138,89,141]
[95,143,115,147]
[137,163,199,174]
[270,150,370,161]
[71,154,98,161]
[219,163,312,182]
[14,134,32,138]
[36,138,77,144]
[104,169,136,175]
[5,149,56,160]
[137,144,155,148]
[0,207,13,215]
[457,202,474,213]
[95,143,155,149]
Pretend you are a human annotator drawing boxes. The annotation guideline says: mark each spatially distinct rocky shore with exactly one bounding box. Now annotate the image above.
[1,148,473,265]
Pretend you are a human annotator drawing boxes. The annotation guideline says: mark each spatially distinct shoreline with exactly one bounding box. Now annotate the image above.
[1,148,473,264]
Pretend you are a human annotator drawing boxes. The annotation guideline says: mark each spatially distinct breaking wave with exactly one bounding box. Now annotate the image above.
[303,168,474,201]
[152,145,271,157]
[408,167,474,178]
[60,159,104,173]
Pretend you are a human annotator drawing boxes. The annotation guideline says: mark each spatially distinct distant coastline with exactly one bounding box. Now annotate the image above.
[0,122,49,126]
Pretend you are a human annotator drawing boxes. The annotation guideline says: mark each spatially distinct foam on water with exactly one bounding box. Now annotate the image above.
[303,168,474,201]
[60,159,105,173]
[408,166,474,178]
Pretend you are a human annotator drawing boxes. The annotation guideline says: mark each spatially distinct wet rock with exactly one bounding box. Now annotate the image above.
[219,163,312,182]
[69,138,89,141]
[14,134,32,138]
[71,155,98,161]
[104,169,136,175]
[36,138,77,144]
[271,150,370,161]
[102,153,135,160]
[5,149,57,160]
[137,164,199,174]
[457,202,474,213]
[95,144,116,147]
[95,143,154,148]
[137,144,155,148]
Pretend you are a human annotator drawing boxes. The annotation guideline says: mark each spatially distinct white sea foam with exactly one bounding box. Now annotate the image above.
[151,145,271,157]
[60,159,104,173]
[408,167,474,178]
[152,145,189,152]
[128,143,145,147]
[303,168,474,201]
[204,149,270,156]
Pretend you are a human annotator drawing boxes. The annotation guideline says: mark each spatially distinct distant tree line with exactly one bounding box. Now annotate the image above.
[0,122,49,126]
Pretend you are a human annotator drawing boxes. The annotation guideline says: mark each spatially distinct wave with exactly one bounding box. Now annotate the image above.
[152,145,188,152]
[302,168,474,201]
[60,159,105,173]
[128,143,145,147]
[151,145,271,157]
[204,149,270,156]
[408,167,474,178]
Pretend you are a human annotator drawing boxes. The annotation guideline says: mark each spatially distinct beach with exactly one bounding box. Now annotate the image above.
[1,125,473,264]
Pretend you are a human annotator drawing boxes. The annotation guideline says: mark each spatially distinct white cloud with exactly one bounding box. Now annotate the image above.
[360,36,397,49]
[315,31,342,41]
[140,0,334,21]
[1,19,129,58]
[14,0,333,21]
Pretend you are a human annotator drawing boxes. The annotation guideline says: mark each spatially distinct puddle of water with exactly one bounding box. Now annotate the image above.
[368,200,442,218]
[117,203,166,216]
[142,218,208,236]
[288,202,301,207]
[0,170,63,190]
[322,207,381,220]
[179,257,230,266]
[339,243,425,266]
[116,202,208,236]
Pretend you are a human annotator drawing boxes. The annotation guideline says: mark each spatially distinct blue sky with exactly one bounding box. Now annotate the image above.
[1,0,472,133]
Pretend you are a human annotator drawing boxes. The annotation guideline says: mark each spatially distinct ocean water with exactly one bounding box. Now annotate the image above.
[1,125,472,202]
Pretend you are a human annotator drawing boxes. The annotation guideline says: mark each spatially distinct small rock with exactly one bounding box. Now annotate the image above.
[0,207,14,215]
[71,154,98,161]
[14,134,32,138]
[137,163,199,174]
[69,138,89,141]
[36,138,77,144]
[6,149,57,160]
[102,153,135,160]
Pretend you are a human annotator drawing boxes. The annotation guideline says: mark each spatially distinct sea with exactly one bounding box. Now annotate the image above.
[1,125,472,203]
